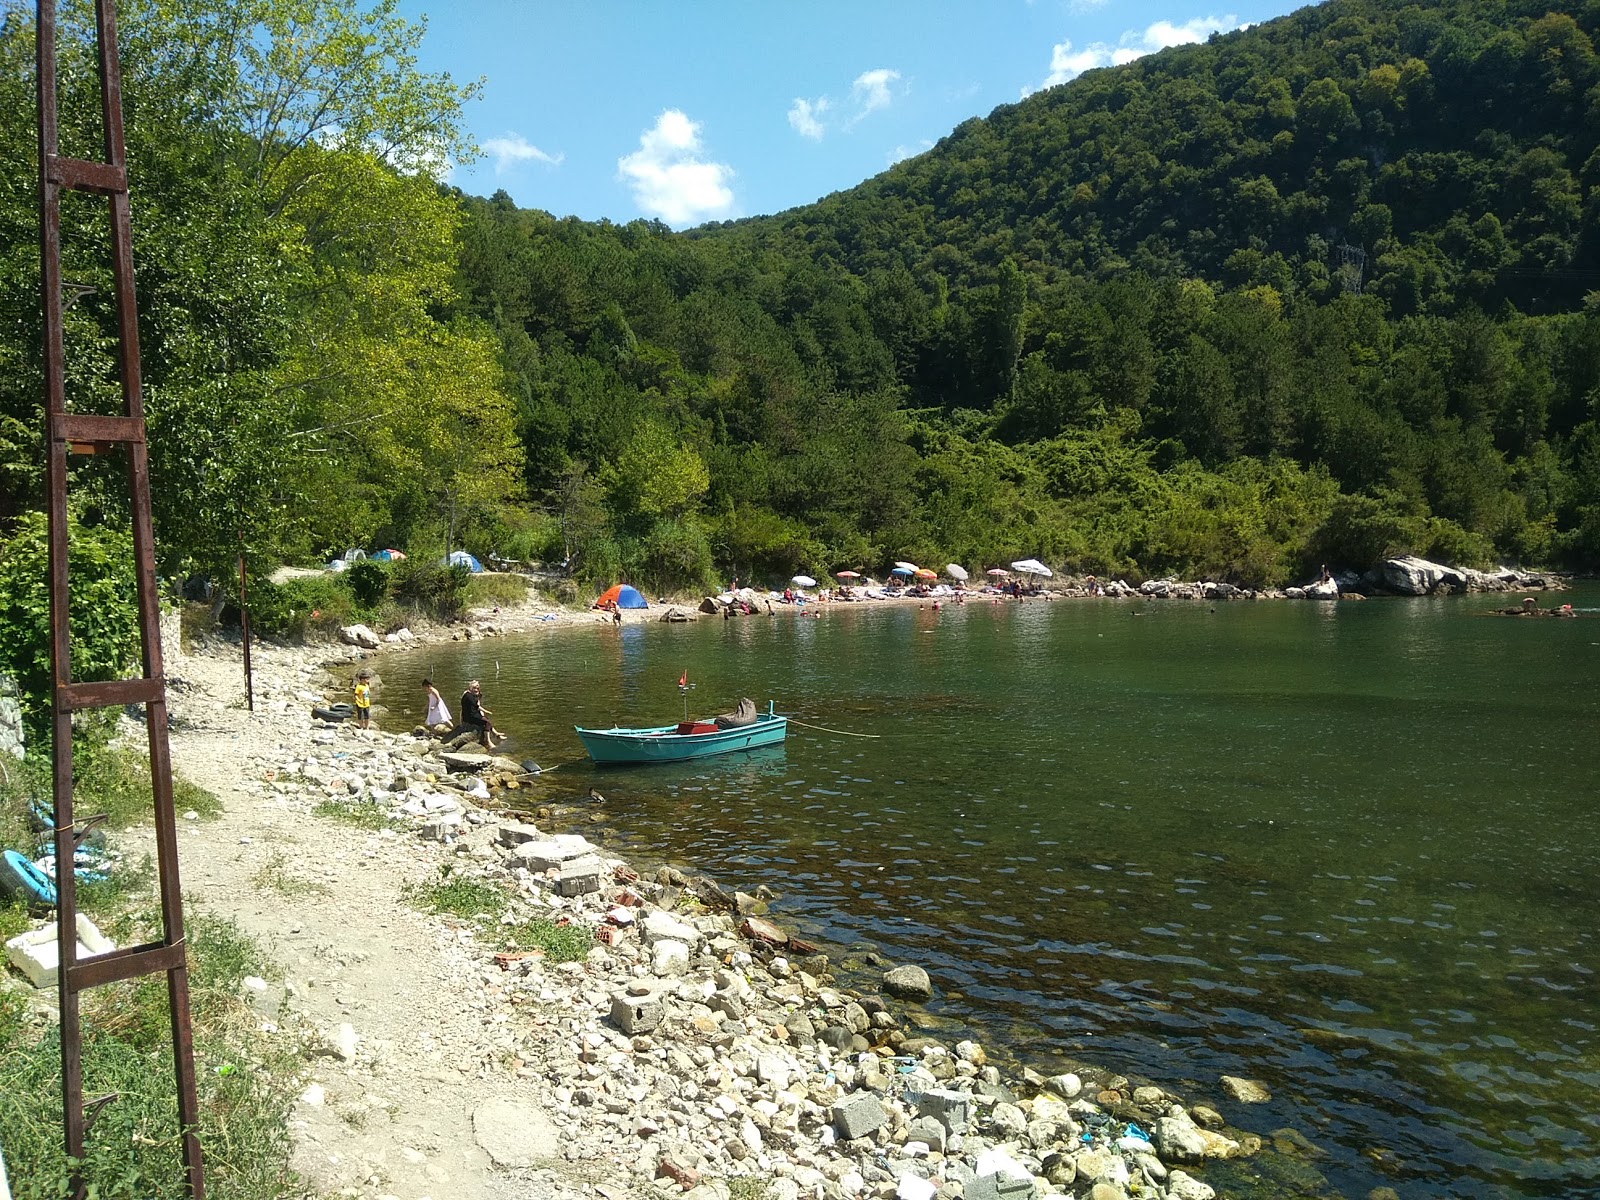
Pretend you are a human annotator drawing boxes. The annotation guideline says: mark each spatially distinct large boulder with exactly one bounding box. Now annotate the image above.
[883,964,934,1001]
[340,623,381,649]
[1380,555,1468,596]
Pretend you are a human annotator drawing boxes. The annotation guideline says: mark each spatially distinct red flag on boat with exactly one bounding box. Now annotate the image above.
[678,670,688,688]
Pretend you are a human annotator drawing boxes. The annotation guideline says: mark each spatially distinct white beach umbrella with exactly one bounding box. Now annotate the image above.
[893,560,919,573]
[946,563,969,582]
[791,574,817,588]
[1011,558,1054,578]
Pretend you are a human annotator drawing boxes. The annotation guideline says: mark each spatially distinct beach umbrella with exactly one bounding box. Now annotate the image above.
[792,574,817,588]
[835,570,861,579]
[986,568,1010,577]
[1011,558,1054,578]
[890,566,915,577]
[945,564,969,582]
[914,568,937,580]
[893,561,919,572]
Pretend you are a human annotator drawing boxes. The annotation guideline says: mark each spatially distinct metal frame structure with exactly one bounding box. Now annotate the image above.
[37,0,205,1195]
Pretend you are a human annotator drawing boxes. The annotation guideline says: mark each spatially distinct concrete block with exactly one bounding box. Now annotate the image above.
[496,821,542,847]
[5,915,116,989]
[513,835,597,872]
[552,854,604,897]
[832,1091,888,1140]
[913,1088,975,1135]
[610,984,665,1034]
[968,1150,1036,1200]
[908,1116,947,1152]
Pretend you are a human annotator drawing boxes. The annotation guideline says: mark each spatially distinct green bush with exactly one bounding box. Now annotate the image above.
[343,558,391,609]
[390,560,471,619]
[0,513,141,742]
[244,574,355,638]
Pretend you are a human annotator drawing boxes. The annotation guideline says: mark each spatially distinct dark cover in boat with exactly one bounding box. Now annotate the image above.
[714,698,758,729]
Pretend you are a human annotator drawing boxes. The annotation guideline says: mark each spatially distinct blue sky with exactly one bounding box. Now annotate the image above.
[398,0,1303,227]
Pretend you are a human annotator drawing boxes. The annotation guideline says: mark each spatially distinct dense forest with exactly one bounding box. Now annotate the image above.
[3,0,1600,607]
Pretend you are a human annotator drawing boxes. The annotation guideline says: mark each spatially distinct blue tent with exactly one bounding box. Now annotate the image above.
[445,550,483,572]
[597,583,649,609]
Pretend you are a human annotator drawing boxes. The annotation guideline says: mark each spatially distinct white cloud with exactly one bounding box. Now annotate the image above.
[851,68,902,119]
[617,109,736,227]
[788,97,830,141]
[481,132,563,174]
[888,139,934,165]
[786,69,902,140]
[1029,13,1242,93]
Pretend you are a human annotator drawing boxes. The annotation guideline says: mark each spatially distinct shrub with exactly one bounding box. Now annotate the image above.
[245,574,355,638]
[343,558,391,609]
[0,513,140,741]
[390,560,470,619]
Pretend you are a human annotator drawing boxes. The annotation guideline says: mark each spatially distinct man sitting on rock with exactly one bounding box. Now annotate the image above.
[460,679,499,749]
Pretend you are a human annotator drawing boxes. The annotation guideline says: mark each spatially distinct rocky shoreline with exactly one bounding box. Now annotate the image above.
[143,600,1412,1200]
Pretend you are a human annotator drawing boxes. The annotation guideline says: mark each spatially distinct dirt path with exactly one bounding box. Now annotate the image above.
[145,628,619,1200]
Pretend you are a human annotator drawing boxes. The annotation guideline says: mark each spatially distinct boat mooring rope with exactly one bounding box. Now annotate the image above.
[785,717,882,738]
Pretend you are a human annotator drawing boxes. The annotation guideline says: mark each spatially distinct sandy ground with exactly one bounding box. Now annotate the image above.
[138,607,639,1200]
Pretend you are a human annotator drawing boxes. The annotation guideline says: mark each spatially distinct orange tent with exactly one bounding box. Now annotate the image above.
[594,583,649,609]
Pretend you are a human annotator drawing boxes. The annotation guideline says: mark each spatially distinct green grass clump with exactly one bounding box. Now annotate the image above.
[402,867,507,922]
[312,798,392,830]
[0,912,295,1199]
[727,1177,770,1200]
[500,915,593,963]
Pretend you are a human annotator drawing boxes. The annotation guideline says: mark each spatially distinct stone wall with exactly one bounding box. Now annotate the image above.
[0,674,24,760]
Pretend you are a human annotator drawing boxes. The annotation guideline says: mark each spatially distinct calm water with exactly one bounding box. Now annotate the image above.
[376,588,1600,1199]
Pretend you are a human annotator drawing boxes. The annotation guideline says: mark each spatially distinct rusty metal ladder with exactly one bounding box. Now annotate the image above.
[37,0,205,1195]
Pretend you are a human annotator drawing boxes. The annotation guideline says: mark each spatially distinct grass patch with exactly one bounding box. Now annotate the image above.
[250,851,322,897]
[0,911,295,1199]
[404,867,592,963]
[500,915,593,964]
[727,1178,770,1200]
[312,798,392,830]
[0,900,30,943]
[463,574,532,609]
[402,866,508,922]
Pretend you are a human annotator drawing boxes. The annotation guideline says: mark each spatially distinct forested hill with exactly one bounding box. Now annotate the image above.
[4,0,1600,610]
[717,0,1598,316]
[452,0,1600,589]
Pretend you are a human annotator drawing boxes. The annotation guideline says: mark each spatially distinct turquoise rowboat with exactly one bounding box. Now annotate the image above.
[575,706,787,765]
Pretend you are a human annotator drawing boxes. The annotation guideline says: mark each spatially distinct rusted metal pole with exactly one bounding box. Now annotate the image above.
[38,1,206,1194]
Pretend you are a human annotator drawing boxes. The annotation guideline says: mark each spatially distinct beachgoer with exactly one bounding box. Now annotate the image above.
[461,679,498,748]
[423,678,451,728]
[611,601,622,626]
[353,671,372,730]
[1320,564,1332,585]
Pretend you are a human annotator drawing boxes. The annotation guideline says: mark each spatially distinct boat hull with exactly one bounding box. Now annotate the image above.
[575,714,787,765]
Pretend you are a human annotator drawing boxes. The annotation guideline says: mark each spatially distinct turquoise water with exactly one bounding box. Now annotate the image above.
[377,588,1600,1199]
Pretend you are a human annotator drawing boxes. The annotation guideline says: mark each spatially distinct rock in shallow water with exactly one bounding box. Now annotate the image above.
[883,964,934,1001]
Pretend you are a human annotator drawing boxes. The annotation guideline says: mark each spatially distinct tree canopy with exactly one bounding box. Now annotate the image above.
[3,0,1599,598]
